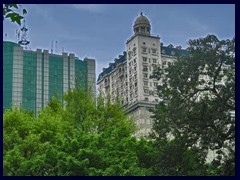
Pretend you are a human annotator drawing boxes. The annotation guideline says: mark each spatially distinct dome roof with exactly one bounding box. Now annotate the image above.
[133,13,151,35]
[134,13,151,27]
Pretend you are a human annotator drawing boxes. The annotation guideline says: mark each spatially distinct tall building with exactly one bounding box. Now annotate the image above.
[97,13,189,137]
[3,41,96,115]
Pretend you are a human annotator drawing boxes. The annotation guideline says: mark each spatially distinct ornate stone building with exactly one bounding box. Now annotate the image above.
[97,13,189,137]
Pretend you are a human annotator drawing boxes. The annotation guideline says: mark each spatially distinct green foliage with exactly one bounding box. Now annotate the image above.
[151,34,235,175]
[3,88,150,176]
[4,34,234,175]
[3,4,27,25]
[151,138,210,176]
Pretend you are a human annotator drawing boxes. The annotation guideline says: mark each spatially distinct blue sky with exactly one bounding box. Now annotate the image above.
[3,4,235,78]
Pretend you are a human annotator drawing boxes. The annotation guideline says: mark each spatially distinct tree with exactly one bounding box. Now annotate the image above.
[3,4,27,25]
[151,34,235,175]
[151,138,210,176]
[3,88,153,176]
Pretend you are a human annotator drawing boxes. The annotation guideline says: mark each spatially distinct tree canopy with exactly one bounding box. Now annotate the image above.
[3,34,234,176]
[151,34,235,175]
[3,88,153,176]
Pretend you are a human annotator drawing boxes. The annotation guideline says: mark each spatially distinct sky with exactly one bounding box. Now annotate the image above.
[3,4,235,79]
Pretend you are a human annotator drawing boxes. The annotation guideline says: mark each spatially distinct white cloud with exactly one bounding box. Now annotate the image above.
[71,4,106,13]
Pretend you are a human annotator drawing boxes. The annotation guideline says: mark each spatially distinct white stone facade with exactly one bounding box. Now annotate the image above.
[97,14,188,137]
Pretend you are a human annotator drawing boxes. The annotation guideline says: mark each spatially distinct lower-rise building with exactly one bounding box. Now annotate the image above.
[3,41,96,115]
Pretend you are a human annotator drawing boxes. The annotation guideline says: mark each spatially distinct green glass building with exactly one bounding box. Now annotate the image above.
[3,41,96,115]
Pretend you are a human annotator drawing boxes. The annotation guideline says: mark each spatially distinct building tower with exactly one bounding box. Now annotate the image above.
[97,13,189,137]
[125,13,161,137]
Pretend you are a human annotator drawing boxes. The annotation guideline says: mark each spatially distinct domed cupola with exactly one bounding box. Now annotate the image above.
[133,12,151,35]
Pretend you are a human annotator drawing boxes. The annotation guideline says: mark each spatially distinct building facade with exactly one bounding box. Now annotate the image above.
[3,41,96,115]
[97,13,189,137]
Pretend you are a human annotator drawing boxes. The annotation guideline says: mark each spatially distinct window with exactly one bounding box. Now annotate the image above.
[171,51,175,55]
[143,65,148,72]
[155,99,159,102]
[142,47,147,53]
[152,49,157,54]
[134,58,136,63]
[144,89,149,94]
[143,42,146,45]
[144,81,148,86]
[128,51,132,59]
[153,59,157,63]
[142,57,147,62]
[133,47,136,55]
[143,73,148,78]
[162,49,166,54]
[144,97,149,101]
[162,61,167,65]
[149,90,154,95]
[154,82,158,87]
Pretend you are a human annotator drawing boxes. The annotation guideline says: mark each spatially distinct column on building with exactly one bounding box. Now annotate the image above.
[69,53,75,89]
[36,49,42,115]
[43,50,49,107]
[84,58,96,96]
[62,52,69,94]
[12,45,23,108]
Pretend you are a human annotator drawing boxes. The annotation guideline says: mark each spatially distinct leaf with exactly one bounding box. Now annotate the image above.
[23,9,27,15]
[5,12,18,19]
[5,12,23,25]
